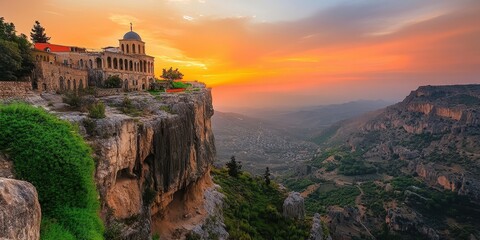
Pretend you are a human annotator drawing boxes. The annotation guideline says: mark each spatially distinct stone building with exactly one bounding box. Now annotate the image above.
[32,26,155,92]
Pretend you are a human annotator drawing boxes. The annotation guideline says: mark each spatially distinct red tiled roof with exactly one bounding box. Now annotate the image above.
[34,43,72,52]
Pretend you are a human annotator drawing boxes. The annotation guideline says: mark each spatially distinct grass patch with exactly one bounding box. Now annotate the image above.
[212,168,310,239]
[171,81,192,89]
[88,102,106,119]
[0,103,103,240]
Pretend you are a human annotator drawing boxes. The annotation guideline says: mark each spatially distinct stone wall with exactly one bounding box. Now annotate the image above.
[0,81,32,99]
[33,61,88,92]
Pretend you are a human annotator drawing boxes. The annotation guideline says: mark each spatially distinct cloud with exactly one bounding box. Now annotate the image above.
[109,14,142,27]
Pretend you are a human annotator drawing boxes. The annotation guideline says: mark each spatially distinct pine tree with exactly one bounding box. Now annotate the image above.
[30,20,50,43]
[226,156,242,177]
[264,167,271,186]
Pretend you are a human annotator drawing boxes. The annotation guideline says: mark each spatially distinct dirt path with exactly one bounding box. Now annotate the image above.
[355,184,375,239]
[301,183,320,198]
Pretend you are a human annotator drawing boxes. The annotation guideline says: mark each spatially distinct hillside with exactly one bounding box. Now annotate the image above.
[290,85,480,239]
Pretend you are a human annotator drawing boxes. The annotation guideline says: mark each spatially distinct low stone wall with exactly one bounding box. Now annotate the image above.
[95,88,123,97]
[0,81,32,99]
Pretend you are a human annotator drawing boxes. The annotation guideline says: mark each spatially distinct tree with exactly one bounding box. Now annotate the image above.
[30,20,50,43]
[104,75,122,88]
[0,40,22,79]
[161,67,184,84]
[226,156,242,177]
[0,17,34,80]
[264,167,271,186]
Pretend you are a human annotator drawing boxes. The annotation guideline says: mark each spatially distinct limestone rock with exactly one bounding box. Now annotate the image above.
[283,192,305,220]
[386,207,439,240]
[191,184,229,240]
[309,213,323,240]
[0,178,41,240]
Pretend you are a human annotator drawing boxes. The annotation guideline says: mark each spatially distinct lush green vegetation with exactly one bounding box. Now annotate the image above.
[212,168,310,239]
[0,103,103,239]
[283,176,322,192]
[305,185,360,214]
[0,17,34,80]
[313,148,376,176]
[337,155,376,176]
[171,81,192,89]
[161,67,184,82]
[360,182,389,216]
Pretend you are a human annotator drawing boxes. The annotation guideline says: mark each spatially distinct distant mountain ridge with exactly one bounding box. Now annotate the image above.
[305,84,480,239]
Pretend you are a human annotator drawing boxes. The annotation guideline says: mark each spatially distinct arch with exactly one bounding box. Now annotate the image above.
[142,83,145,90]
[59,77,65,91]
[119,59,124,70]
[129,60,133,71]
[89,59,93,68]
[73,79,77,91]
[124,59,128,71]
[79,59,84,68]
[113,58,118,69]
[96,58,102,68]
[79,79,84,90]
[132,44,136,54]
[126,44,130,54]
[143,60,147,72]
[121,44,125,53]
[140,61,143,73]
[134,62,137,72]
[124,79,129,91]
[107,57,112,68]
[67,79,71,91]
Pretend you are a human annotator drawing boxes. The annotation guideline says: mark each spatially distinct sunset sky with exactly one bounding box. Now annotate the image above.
[1,0,479,111]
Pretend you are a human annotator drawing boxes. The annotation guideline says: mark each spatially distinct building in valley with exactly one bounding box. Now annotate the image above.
[32,25,155,92]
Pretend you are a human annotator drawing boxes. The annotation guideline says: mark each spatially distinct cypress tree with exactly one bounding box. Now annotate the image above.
[30,20,50,43]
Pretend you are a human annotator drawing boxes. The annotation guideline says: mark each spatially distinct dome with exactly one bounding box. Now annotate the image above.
[123,31,142,41]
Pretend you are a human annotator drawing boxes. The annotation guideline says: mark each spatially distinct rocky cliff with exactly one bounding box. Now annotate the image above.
[89,89,215,239]
[19,86,217,239]
[310,84,480,239]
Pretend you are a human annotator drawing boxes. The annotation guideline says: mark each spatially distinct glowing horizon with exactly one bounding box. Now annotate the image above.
[1,0,479,111]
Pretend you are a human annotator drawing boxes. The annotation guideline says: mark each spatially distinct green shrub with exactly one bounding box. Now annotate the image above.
[104,75,122,88]
[119,97,142,116]
[88,102,106,119]
[62,92,84,109]
[0,103,103,239]
[212,168,310,239]
[171,81,192,89]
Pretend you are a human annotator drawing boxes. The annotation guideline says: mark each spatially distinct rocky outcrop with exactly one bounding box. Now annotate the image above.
[191,184,229,240]
[0,178,41,240]
[409,162,480,200]
[309,213,332,240]
[283,192,305,220]
[325,206,365,240]
[68,89,216,239]
[386,207,439,240]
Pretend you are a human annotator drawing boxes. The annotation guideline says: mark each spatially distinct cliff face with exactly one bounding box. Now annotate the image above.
[76,88,215,239]
[332,85,480,200]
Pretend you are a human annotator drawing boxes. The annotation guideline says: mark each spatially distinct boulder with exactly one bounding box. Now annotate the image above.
[0,178,41,240]
[283,192,305,220]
